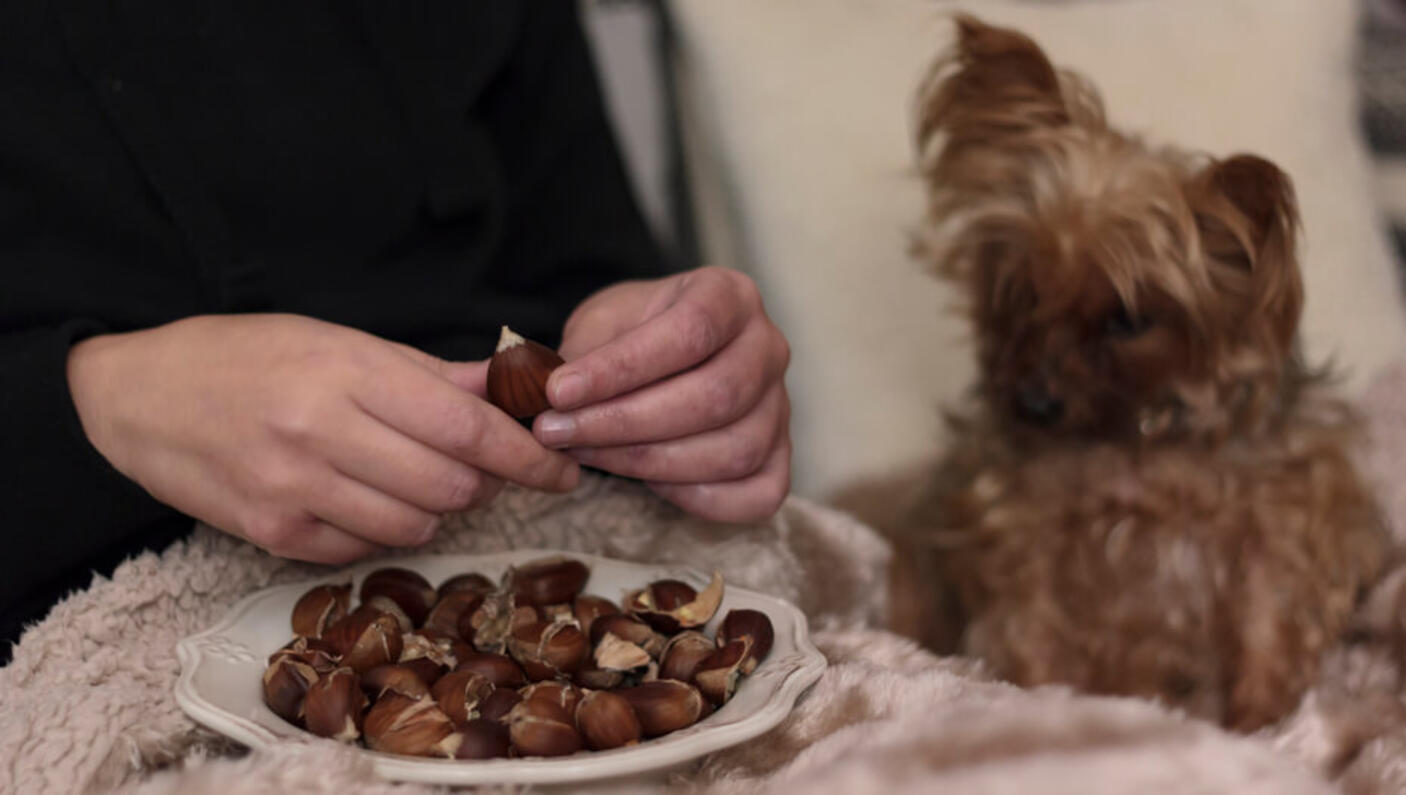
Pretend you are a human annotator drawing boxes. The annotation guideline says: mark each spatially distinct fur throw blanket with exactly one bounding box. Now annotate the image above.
[8,363,1406,794]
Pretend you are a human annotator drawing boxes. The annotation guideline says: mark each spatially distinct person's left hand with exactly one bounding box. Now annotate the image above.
[534,266,791,522]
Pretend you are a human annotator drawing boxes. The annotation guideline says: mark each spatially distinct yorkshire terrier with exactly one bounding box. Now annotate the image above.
[898,15,1388,731]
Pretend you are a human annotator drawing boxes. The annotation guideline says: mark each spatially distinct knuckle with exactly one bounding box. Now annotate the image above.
[438,467,483,511]
[443,401,487,458]
[244,510,307,555]
[700,373,743,426]
[723,439,770,480]
[674,301,722,364]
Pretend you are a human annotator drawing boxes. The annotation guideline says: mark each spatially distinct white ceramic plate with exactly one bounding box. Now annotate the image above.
[175,549,827,786]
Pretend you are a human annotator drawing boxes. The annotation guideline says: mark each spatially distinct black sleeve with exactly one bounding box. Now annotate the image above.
[0,323,190,646]
[477,0,672,347]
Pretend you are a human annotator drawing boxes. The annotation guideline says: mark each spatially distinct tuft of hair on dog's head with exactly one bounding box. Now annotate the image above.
[914,14,1306,444]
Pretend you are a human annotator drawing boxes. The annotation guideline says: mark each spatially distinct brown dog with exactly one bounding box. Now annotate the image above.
[899,15,1387,731]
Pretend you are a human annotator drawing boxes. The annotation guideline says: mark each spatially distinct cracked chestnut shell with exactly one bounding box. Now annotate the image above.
[290,584,351,639]
[303,667,366,742]
[363,693,461,758]
[359,567,436,628]
[625,572,724,634]
[486,326,564,419]
[718,609,775,673]
[325,606,403,673]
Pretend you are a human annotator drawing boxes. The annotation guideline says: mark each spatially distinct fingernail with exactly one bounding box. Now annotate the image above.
[536,412,577,447]
[550,371,586,408]
[415,516,442,546]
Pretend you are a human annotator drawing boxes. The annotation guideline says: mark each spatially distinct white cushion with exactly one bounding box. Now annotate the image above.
[670,0,1406,500]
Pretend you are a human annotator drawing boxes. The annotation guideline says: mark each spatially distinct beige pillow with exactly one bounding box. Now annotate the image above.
[671,0,1406,501]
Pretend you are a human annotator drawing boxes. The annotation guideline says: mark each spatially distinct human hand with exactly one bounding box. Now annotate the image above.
[535,266,791,522]
[67,314,578,563]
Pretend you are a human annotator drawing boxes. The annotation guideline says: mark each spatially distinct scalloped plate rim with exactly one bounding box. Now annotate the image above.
[175,549,827,785]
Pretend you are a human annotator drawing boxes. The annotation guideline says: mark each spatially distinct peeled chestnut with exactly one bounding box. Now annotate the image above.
[576,690,643,751]
[693,638,751,705]
[486,326,565,419]
[505,698,583,757]
[508,619,589,681]
[507,557,590,607]
[359,568,437,627]
[262,655,319,724]
[454,652,527,688]
[432,669,495,728]
[626,571,724,634]
[290,584,351,639]
[718,609,775,673]
[453,718,512,760]
[617,680,705,737]
[658,631,717,683]
[325,606,403,673]
[363,693,460,758]
[303,667,366,742]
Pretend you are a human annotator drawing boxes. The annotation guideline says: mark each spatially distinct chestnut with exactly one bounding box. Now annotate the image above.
[505,698,582,757]
[262,655,319,724]
[573,665,625,691]
[398,632,458,684]
[593,632,652,672]
[325,606,403,673]
[718,609,775,673]
[363,595,414,634]
[507,619,589,681]
[486,326,565,419]
[360,664,431,700]
[268,636,340,674]
[359,567,436,627]
[588,614,665,658]
[423,590,485,640]
[507,557,590,607]
[693,638,751,705]
[576,690,642,751]
[520,680,583,718]
[452,718,511,760]
[432,669,496,728]
[303,667,366,742]
[617,680,705,737]
[363,693,460,758]
[454,652,527,688]
[625,571,724,634]
[290,583,351,639]
[571,594,620,639]
[437,572,495,601]
[658,631,716,683]
[479,687,523,723]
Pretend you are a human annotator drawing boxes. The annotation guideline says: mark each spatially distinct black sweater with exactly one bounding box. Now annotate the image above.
[0,1,665,652]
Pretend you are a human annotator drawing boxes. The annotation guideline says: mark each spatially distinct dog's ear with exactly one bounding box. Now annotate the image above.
[1189,155,1303,352]
[916,15,1069,152]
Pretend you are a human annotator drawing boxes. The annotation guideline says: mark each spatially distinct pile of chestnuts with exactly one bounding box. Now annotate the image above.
[261,556,774,759]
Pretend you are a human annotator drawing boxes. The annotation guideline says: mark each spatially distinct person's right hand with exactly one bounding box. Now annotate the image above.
[66,314,579,564]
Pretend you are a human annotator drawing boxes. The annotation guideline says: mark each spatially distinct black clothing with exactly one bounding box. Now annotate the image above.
[0,1,665,656]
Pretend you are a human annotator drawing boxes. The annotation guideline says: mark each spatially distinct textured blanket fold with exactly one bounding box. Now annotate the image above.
[7,361,1406,794]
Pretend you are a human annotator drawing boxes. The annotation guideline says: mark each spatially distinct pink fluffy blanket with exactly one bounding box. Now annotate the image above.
[7,363,1406,795]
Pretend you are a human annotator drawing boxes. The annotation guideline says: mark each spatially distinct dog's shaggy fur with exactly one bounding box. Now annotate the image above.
[899,15,1389,731]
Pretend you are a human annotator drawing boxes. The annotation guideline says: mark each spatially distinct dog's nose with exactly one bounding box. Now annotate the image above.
[1015,382,1064,425]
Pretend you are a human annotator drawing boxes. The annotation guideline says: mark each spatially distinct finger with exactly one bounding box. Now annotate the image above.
[255,520,385,565]
[546,268,750,410]
[309,408,498,514]
[567,384,788,483]
[646,436,792,523]
[351,352,579,492]
[307,469,442,548]
[535,319,785,448]
[388,342,490,397]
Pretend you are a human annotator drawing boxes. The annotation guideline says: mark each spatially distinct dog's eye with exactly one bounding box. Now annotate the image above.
[1104,306,1150,338]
